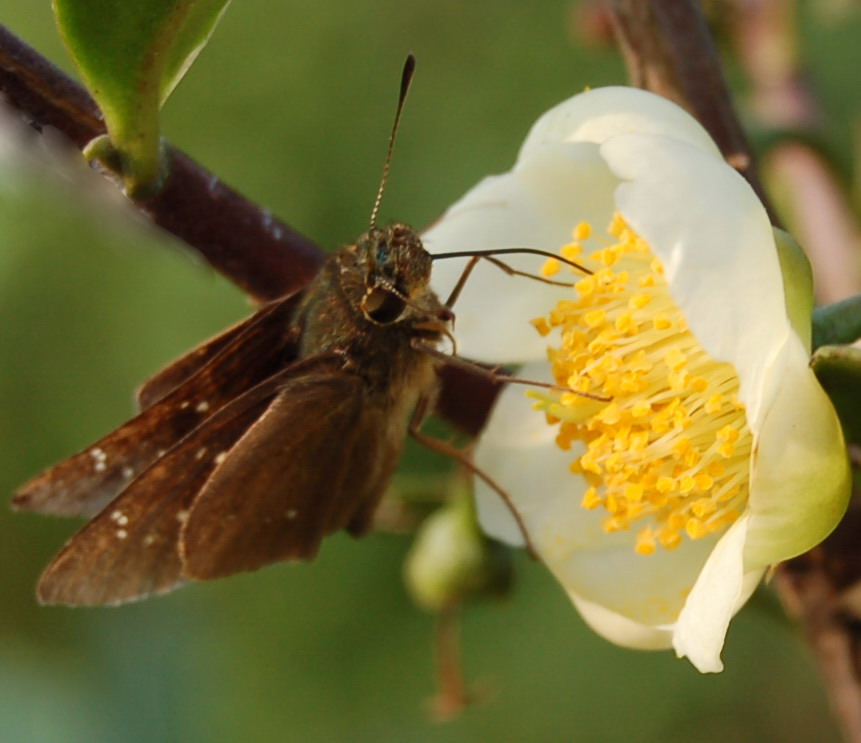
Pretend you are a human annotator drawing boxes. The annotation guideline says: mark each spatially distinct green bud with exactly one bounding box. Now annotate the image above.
[404,488,512,612]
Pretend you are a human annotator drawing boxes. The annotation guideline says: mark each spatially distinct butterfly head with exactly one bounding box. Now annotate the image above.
[355,223,442,326]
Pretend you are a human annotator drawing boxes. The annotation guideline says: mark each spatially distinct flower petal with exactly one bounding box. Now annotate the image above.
[673,515,764,673]
[568,594,673,650]
[518,87,722,161]
[424,144,617,362]
[601,132,789,428]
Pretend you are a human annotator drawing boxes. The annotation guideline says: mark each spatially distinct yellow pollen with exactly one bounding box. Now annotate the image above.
[561,243,583,261]
[629,293,651,310]
[705,394,723,414]
[573,222,592,241]
[635,529,657,555]
[581,487,602,509]
[584,309,606,328]
[529,213,752,555]
[541,257,561,277]
[531,317,551,337]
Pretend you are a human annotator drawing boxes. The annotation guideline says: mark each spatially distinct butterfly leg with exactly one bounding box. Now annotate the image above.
[412,339,609,401]
[407,393,538,558]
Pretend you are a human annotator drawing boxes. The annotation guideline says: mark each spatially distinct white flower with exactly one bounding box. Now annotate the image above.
[422,87,850,672]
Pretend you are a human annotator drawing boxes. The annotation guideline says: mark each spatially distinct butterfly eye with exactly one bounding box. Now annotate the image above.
[361,286,405,324]
[375,241,390,266]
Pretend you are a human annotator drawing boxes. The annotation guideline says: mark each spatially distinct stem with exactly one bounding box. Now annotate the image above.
[431,606,471,720]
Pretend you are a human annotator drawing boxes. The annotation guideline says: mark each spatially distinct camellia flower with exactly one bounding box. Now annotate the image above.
[422,87,850,672]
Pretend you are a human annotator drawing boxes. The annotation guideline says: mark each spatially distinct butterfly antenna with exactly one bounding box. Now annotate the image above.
[370,54,416,230]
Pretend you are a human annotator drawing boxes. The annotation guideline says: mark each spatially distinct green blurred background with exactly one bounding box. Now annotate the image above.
[1,2,858,741]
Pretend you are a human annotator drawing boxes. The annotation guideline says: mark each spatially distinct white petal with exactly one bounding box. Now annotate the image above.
[744,338,850,569]
[602,133,789,428]
[568,594,673,650]
[424,143,617,362]
[673,516,764,672]
[550,535,717,628]
[518,87,722,161]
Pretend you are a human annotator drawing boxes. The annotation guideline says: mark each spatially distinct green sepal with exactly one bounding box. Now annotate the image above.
[811,344,861,444]
[773,227,814,350]
[53,0,231,195]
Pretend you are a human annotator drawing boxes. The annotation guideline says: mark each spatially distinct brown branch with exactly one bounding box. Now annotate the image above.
[0,24,323,303]
[604,0,777,221]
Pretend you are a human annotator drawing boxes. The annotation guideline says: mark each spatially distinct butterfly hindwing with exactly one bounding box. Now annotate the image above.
[180,371,403,579]
[34,362,321,606]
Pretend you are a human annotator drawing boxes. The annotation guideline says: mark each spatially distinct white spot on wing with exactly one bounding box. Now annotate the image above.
[90,447,108,472]
[195,447,207,460]
[109,510,129,526]
[116,529,128,540]
[195,401,210,413]
[176,509,189,524]
[286,509,298,520]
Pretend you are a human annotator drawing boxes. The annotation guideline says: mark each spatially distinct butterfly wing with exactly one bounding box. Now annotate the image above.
[34,358,334,606]
[180,373,404,579]
[136,295,301,410]
[14,297,300,518]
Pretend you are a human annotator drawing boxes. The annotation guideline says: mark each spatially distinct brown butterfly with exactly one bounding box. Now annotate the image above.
[14,57,584,606]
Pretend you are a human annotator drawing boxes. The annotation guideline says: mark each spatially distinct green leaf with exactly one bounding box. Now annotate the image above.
[812,293,861,350]
[53,0,231,194]
[811,344,861,444]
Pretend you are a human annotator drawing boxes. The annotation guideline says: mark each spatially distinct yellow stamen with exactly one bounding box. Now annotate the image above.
[530,213,752,555]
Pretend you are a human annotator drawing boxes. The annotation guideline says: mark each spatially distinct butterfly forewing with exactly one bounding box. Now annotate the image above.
[14,296,300,518]
[136,295,301,410]
[180,371,403,578]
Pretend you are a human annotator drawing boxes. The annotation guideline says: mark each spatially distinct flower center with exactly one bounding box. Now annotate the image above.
[531,214,752,555]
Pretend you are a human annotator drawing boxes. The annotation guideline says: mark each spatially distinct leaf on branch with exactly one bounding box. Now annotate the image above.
[53,0,232,194]
[811,344,861,444]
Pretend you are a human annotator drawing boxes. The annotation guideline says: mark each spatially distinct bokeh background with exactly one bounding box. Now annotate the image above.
[1,1,859,741]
